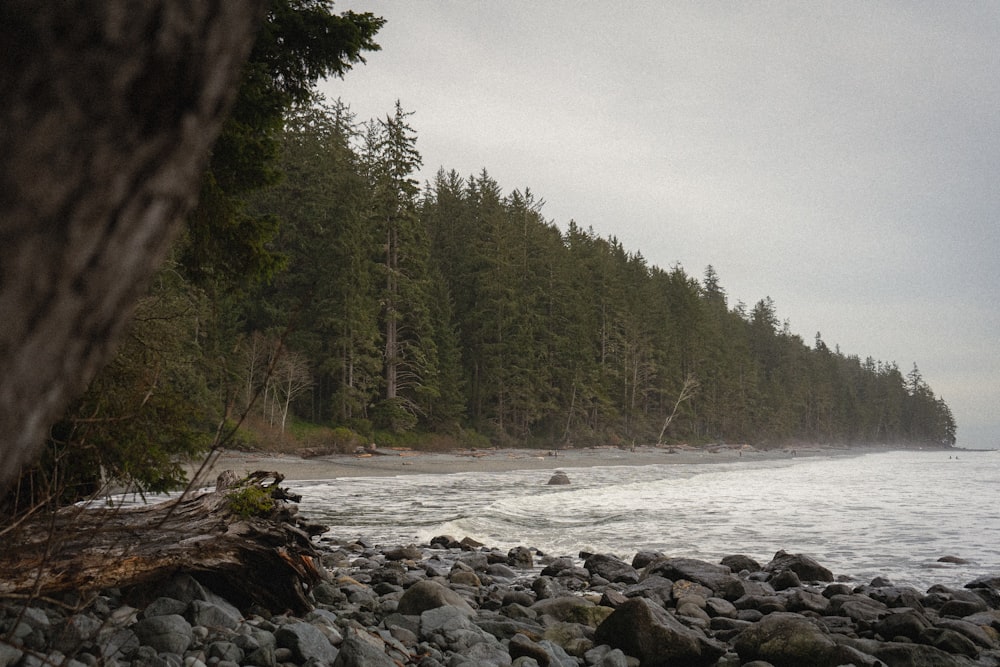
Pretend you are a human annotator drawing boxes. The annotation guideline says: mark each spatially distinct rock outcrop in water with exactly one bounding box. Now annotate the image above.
[3,540,1000,666]
[547,471,571,485]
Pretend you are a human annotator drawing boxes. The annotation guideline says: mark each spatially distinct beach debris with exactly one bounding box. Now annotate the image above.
[0,470,325,613]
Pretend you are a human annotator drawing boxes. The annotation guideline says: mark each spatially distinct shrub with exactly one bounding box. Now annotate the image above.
[225,485,275,518]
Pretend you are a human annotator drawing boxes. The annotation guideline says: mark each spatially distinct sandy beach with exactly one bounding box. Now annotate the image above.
[185,443,860,485]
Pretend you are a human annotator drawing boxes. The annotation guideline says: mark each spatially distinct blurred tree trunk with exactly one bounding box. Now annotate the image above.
[0,1,263,489]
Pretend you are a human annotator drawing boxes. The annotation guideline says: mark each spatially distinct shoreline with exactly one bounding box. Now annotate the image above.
[12,516,998,666]
[185,443,894,485]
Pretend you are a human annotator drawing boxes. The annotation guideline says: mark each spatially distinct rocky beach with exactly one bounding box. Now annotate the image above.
[5,445,1000,667]
[3,530,999,667]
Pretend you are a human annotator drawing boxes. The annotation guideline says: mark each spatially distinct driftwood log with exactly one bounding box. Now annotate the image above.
[0,471,326,614]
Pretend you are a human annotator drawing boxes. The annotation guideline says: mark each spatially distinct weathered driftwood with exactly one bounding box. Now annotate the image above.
[0,472,326,614]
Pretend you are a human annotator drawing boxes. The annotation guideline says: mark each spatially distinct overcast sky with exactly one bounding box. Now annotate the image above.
[322,2,1000,449]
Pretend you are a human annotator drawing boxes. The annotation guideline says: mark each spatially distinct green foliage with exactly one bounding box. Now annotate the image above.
[418,172,956,448]
[226,484,276,518]
[371,397,418,434]
[180,0,385,290]
[4,4,387,512]
[5,263,216,509]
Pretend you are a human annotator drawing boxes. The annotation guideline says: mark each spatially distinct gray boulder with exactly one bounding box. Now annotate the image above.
[531,576,563,600]
[420,605,503,655]
[397,579,476,616]
[20,651,86,667]
[584,553,639,584]
[631,550,665,569]
[508,546,534,569]
[784,588,831,615]
[673,579,713,600]
[187,599,241,630]
[963,609,1000,632]
[643,557,739,597]
[312,581,348,605]
[769,568,802,591]
[846,637,980,666]
[95,627,140,660]
[965,575,1000,590]
[132,614,193,655]
[720,554,761,573]
[763,549,833,582]
[829,594,890,625]
[384,544,423,561]
[535,639,578,667]
[705,596,738,618]
[540,557,576,577]
[934,618,998,649]
[940,597,988,617]
[155,574,211,605]
[274,621,338,664]
[0,644,23,667]
[155,574,244,624]
[17,607,51,631]
[624,574,674,607]
[242,646,276,667]
[509,633,553,665]
[331,631,394,667]
[585,646,629,667]
[734,612,881,667]
[594,597,726,667]
[207,641,244,664]
[921,627,979,658]
[457,551,490,571]
[530,595,612,627]
[143,597,188,618]
[452,640,513,666]
[52,614,101,654]
[547,471,570,485]
[873,608,931,642]
[475,614,545,643]
[865,584,927,612]
[489,563,518,579]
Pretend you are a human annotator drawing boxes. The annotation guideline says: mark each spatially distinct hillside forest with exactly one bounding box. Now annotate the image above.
[7,4,956,508]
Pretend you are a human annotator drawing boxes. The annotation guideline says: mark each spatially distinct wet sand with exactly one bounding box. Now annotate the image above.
[185,444,859,485]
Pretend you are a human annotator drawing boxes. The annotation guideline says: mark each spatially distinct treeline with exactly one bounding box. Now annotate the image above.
[244,99,956,451]
[11,89,956,509]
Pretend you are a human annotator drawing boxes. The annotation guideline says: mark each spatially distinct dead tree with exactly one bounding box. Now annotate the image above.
[0,1,264,489]
[0,472,326,614]
[657,374,700,445]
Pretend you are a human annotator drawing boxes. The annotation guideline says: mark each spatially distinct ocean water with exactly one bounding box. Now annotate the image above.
[292,449,1000,591]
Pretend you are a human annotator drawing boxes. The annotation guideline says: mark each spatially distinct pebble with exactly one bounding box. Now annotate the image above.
[2,540,1000,666]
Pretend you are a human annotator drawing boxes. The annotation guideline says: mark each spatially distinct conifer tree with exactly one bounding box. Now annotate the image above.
[363,102,451,432]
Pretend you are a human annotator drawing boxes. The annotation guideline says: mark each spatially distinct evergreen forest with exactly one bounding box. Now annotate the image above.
[242,99,956,454]
[6,3,956,508]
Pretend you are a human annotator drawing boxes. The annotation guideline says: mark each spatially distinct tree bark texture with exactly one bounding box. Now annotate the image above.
[0,1,264,488]
[0,472,326,614]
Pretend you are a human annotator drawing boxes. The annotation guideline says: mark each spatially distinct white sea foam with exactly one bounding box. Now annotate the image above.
[292,449,1000,590]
